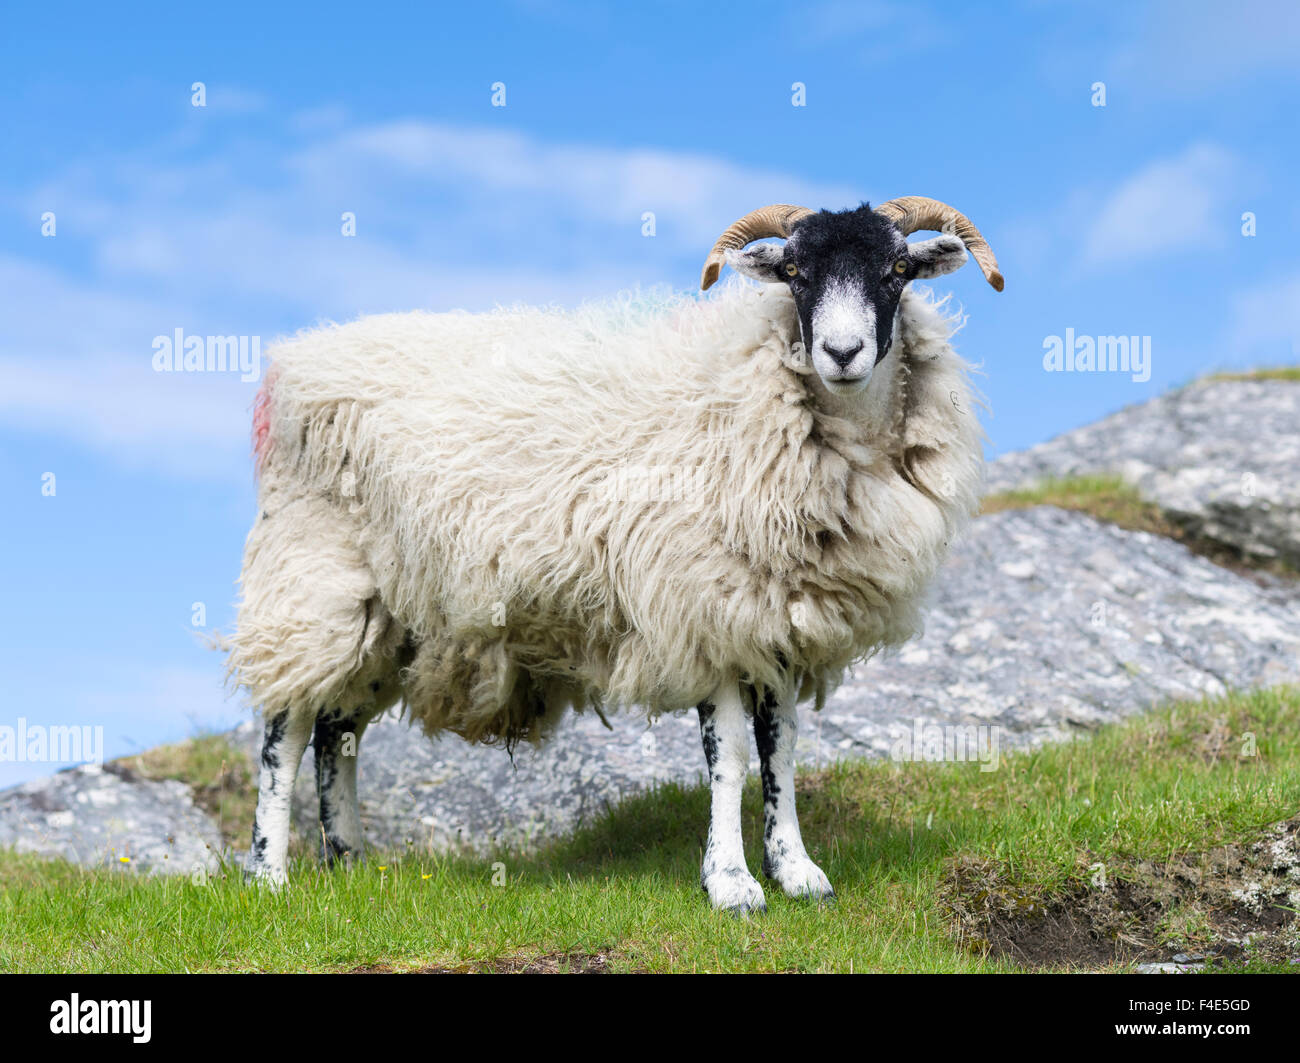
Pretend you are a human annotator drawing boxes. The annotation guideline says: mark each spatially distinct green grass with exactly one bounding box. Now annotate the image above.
[1205,366,1300,383]
[983,474,1169,530]
[2,687,1298,973]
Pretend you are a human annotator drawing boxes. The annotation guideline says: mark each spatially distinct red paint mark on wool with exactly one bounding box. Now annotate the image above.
[251,368,277,476]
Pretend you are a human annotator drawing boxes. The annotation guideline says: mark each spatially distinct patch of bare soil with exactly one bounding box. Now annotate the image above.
[943,818,1300,970]
[350,950,616,974]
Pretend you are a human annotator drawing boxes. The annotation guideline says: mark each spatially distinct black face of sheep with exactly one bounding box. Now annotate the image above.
[700,199,1004,396]
[725,206,966,393]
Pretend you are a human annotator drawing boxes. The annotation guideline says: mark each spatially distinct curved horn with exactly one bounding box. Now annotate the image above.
[875,196,1004,292]
[699,204,815,290]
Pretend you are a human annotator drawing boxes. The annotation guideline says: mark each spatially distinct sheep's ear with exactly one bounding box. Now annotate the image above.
[724,243,787,283]
[908,235,967,278]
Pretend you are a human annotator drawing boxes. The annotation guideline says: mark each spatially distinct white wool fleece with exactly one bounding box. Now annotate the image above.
[228,280,984,745]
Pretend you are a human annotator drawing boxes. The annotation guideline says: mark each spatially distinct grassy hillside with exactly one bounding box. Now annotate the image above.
[2,687,1297,973]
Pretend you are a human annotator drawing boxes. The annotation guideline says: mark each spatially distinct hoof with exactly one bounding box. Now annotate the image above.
[767,856,835,903]
[703,866,767,915]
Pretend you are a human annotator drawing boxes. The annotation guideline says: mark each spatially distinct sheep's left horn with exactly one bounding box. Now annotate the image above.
[700,204,815,290]
[875,196,1005,292]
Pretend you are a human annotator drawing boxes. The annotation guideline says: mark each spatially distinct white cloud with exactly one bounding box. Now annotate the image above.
[1229,273,1300,362]
[30,118,853,316]
[1081,143,1238,267]
[287,119,855,251]
[0,356,255,477]
[0,255,255,477]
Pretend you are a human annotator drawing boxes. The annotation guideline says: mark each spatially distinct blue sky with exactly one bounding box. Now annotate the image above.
[2,1,1298,784]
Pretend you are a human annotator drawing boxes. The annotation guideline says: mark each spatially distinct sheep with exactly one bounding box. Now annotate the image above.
[229,196,1003,912]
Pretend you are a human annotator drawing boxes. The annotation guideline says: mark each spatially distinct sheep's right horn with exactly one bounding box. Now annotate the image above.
[700,204,815,290]
[875,196,1005,292]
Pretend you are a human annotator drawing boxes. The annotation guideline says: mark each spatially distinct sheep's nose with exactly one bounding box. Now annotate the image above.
[820,339,864,368]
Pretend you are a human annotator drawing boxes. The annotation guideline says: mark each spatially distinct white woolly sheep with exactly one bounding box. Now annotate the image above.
[230,196,1004,912]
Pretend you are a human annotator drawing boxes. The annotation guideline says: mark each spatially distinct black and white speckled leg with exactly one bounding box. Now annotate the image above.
[753,684,834,902]
[313,704,380,868]
[698,682,766,915]
[247,710,314,886]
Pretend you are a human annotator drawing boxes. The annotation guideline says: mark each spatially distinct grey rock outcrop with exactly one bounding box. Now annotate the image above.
[0,762,222,874]
[987,378,1300,566]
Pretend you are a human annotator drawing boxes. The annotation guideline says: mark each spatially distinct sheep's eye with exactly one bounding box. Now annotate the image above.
[893,259,908,275]
[785,263,799,277]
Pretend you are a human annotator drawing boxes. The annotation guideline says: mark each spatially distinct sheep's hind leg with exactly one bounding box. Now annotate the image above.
[313,694,386,869]
[752,684,834,902]
[698,683,766,915]
[247,710,314,886]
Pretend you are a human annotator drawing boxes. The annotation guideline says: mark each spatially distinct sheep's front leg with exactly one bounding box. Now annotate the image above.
[247,710,313,886]
[313,705,378,868]
[753,686,835,902]
[698,684,766,914]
